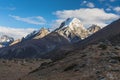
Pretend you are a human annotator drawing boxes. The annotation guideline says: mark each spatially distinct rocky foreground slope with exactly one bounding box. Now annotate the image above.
[21,43,120,80]
[20,19,120,80]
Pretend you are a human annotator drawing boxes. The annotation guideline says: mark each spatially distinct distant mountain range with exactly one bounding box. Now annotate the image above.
[0,18,101,59]
[0,35,14,48]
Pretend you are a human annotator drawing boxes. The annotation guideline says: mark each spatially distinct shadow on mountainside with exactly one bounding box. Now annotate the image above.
[0,32,72,59]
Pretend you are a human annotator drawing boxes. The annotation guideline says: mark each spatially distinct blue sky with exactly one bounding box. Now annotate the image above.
[0,0,120,39]
[0,0,83,28]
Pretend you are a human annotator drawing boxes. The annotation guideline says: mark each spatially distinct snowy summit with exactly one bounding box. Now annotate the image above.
[59,18,86,30]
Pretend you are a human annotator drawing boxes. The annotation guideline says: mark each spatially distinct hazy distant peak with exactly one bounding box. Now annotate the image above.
[0,35,14,43]
[0,35,14,47]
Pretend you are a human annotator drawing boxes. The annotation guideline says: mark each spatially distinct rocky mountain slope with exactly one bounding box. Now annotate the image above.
[20,18,120,80]
[21,43,120,80]
[0,59,50,80]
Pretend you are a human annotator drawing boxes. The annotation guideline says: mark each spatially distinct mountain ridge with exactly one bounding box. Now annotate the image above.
[77,18,120,47]
[0,17,102,59]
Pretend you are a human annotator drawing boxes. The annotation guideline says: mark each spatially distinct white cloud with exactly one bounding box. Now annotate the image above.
[53,8,119,29]
[114,7,120,13]
[9,15,46,25]
[0,26,36,39]
[86,2,95,8]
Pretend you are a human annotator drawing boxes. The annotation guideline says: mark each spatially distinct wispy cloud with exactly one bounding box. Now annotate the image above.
[9,15,46,25]
[0,7,16,11]
[86,2,95,8]
[52,8,119,29]
[110,0,116,2]
[83,1,87,4]
[114,7,120,13]
[106,8,112,11]
[81,0,87,5]
[0,26,36,39]
[81,1,95,8]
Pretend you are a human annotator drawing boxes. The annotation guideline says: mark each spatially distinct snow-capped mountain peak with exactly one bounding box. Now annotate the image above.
[23,28,50,40]
[59,18,85,30]
[55,18,89,43]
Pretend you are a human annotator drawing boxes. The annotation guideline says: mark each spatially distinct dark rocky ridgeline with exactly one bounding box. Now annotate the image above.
[20,42,120,80]
[0,32,70,59]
